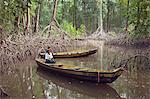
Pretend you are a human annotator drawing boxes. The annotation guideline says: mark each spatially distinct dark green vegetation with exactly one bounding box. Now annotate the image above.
[0,0,149,38]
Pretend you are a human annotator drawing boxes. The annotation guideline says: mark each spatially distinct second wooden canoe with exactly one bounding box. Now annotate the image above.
[39,48,98,58]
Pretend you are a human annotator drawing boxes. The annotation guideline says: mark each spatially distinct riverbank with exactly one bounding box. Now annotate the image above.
[0,35,70,66]
[0,34,96,66]
[1,31,150,67]
[1,41,150,99]
[106,34,150,49]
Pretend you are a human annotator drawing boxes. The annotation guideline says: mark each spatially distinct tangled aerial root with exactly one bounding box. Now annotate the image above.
[0,34,78,66]
[86,25,150,48]
[106,33,150,48]
[0,31,94,67]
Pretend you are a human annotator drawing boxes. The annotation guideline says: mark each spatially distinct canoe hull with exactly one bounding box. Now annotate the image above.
[40,48,98,58]
[37,67,121,98]
[36,59,123,83]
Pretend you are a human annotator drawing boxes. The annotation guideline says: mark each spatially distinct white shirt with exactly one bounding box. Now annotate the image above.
[45,52,53,60]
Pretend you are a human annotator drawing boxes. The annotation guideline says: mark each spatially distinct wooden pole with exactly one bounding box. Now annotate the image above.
[100,41,104,70]
[98,41,104,83]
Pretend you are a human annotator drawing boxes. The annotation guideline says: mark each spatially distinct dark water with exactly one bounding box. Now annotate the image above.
[1,44,150,99]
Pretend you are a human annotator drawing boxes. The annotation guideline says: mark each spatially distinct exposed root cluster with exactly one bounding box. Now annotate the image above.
[106,33,150,48]
[42,20,71,39]
[86,26,150,48]
[86,26,112,41]
[0,34,80,66]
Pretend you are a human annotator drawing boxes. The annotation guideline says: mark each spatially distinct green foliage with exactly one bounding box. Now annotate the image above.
[0,0,15,31]
[129,0,150,38]
[117,0,150,38]
[0,0,37,31]
[108,31,117,37]
[0,0,149,39]
[61,21,85,38]
[40,1,52,29]
[30,0,37,16]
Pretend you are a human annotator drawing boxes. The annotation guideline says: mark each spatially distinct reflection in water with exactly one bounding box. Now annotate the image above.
[0,60,45,98]
[36,67,121,99]
[125,55,150,71]
[112,55,150,99]
[1,43,150,99]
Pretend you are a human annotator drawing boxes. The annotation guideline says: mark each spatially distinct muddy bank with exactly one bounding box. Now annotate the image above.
[82,33,150,59]
[0,34,97,66]
[105,33,150,48]
[79,32,150,48]
[1,32,150,67]
[0,35,90,66]
[0,86,9,97]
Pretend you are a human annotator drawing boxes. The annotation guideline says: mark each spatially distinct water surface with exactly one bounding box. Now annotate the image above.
[1,43,150,99]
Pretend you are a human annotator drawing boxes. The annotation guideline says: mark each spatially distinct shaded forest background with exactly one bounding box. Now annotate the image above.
[0,0,149,38]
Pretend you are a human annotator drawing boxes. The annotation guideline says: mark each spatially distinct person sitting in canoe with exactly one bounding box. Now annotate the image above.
[45,47,55,63]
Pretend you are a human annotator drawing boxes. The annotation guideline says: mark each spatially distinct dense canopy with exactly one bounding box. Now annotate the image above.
[0,0,149,38]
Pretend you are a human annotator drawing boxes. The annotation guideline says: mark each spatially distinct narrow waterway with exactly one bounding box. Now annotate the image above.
[1,42,150,99]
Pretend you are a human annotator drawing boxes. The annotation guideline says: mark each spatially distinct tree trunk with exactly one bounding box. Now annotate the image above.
[26,8,29,33]
[27,7,31,33]
[48,0,59,37]
[135,1,141,31]
[91,5,96,33]
[61,0,64,21]
[92,17,96,33]
[0,25,5,42]
[51,0,59,22]
[73,0,77,29]
[83,0,89,35]
[14,16,20,33]
[24,7,31,34]
[106,0,110,33]
[125,0,130,33]
[34,2,41,33]
[23,13,27,35]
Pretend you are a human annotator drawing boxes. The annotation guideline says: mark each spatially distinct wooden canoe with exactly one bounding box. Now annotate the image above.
[39,48,98,58]
[37,67,121,98]
[36,58,124,83]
